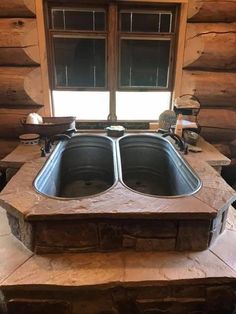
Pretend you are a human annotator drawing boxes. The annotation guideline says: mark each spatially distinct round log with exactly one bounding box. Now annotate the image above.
[181,70,236,108]
[0,67,43,106]
[199,108,236,129]
[0,139,19,160]
[201,127,236,142]
[0,0,35,17]
[0,18,39,65]
[188,0,236,22]
[184,23,236,70]
[0,108,39,138]
[199,108,236,142]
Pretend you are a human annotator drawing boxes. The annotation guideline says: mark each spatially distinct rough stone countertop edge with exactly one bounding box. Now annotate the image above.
[1,276,236,290]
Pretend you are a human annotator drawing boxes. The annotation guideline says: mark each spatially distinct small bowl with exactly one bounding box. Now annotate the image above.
[19,134,40,145]
[183,130,199,146]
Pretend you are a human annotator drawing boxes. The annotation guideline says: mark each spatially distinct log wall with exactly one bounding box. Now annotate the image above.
[182,0,236,144]
[0,0,43,138]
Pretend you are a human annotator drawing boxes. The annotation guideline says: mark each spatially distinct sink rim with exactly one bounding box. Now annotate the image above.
[33,134,119,201]
[116,133,202,199]
[33,133,202,201]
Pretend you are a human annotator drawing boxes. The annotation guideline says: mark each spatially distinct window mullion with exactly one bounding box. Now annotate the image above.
[107,3,118,121]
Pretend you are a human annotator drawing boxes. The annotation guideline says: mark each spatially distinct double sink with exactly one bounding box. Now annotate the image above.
[34,134,202,199]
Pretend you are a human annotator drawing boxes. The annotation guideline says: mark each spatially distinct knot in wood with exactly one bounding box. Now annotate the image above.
[14,20,24,28]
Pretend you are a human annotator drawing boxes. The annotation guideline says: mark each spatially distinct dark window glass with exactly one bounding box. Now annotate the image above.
[160,13,172,32]
[65,11,93,30]
[132,13,159,32]
[120,11,172,33]
[95,11,106,31]
[52,10,64,29]
[51,9,106,31]
[120,39,171,88]
[53,37,106,88]
[120,13,131,32]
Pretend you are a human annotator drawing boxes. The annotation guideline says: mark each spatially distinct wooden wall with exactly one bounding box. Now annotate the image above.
[0,0,43,138]
[182,0,236,143]
[0,0,236,147]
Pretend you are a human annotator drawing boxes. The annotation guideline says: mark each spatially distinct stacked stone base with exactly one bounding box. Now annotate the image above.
[1,282,236,314]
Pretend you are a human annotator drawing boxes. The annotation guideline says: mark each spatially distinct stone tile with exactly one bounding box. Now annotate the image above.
[136,238,176,251]
[186,157,235,193]
[7,299,72,314]
[0,234,33,284]
[135,298,206,314]
[210,230,236,272]
[123,220,177,238]
[3,250,236,289]
[7,213,34,251]
[0,207,10,236]
[176,220,211,251]
[123,235,136,249]
[3,252,125,287]
[194,187,236,213]
[0,190,43,217]
[99,223,123,250]
[226,206,236,232]
[206,285,235,314]
[27,184,216,219]
[0,160,42,196]
[35,221,98,251]
[123,251,236,283]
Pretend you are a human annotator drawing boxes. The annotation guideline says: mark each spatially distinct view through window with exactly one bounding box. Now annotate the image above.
[46,2,178,121]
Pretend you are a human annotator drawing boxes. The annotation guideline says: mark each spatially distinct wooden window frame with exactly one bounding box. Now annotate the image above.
[36,0,188,121]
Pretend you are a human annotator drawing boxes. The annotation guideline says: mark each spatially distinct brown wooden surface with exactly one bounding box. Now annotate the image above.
[199,108,236,130]
[107,4,118,120]
[173,3,188,98]
[0,18,39,65]
[181,70,236,108]
[0,139,19,160]
[0,108,39,138]
[35,0,52,117]
[0,0,35,17]
[188,0,236,22]
[200,127,236,143]
[199,108,236,142]
[0,67,43,106]
[184,23,236,70]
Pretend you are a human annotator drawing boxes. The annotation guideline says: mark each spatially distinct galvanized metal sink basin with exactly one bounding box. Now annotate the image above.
[34,134,201,199]
[117,134,202,197]
[34,135,118,199]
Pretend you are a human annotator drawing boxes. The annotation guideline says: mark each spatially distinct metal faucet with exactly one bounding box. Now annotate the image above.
[162,132,188,155]
[41,134,71,157]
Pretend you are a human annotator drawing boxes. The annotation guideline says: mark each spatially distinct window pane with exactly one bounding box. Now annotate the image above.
[120,39,171,88]
[52,10,64,29]
[53,37,106,88]
[53,91,109,120]
[116,91,171,120]
[95,12,106,31]
[120,12,172,33]
[121,13,131,32]
[160,13,172,32]
[133,13,159,32]
[65,11,93,30]
[51,9,106,31]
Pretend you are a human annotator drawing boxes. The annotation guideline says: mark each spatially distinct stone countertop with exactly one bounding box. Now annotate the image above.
[0,135,235,221]
[0,135,231,170]
[0,206,235,289]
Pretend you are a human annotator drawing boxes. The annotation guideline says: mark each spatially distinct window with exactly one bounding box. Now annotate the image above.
[46,1,178,121]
